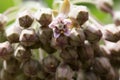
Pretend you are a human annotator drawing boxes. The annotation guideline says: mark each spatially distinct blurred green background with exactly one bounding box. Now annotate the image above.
[0,0,120,24]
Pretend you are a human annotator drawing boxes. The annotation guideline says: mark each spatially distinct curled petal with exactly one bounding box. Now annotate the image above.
[63,19,72,26]
[64,29,71,36]
[53,32,61,38]
[53,28,60,38]
[49,20,58,29]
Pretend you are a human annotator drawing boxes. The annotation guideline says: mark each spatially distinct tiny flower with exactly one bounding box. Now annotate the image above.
[49,0,71,39]
[49,15,71,38]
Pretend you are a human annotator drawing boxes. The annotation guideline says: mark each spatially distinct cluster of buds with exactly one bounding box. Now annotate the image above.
[0,0,120,80]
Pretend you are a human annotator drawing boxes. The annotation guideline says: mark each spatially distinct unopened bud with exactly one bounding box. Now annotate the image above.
[84,24,102,43]
[60,46,78,61]
[69,6,88,25]
[38,27,53,45]
[103,24,120,42]
[56,63,74,80]
[92,43,103,57]
[14,45,32,62]
[35,8,52,26]
[6,24,22,43]
[51,35,69,49]
[69,28,85,46]
[0,41,13,60]
[42,55,60,74]
[93,57,111,75]
[19,29,39,47]
[78,41,94,62]
[22,59,40,77]
[18,10,34,28]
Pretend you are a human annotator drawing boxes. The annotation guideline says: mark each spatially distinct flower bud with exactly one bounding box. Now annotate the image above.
[14,45,32,62]
[38,27,53,46]
[69,6,88,25]
[84,24,102,43]
[3,57,20,74]
[60,46,78,61]
[42,55,60,74]
[103,24,120,42]
[35,8,52,26]
[56,63,74,80]
[18,10,34,28]
[92,43,103,57]
[19,29,39,47]
[69,28,85,46]
[96,0,113,14]
[60,46,80,70]
[113,11,120,26]
[0,14,7,31]
[38,27,56,53]
[68,59,82,71]
[51,35,69,49]
[22,59,40,77]
[93,57,111,75]
[0,41,13,60]
[6,24,22,43]
[78,41,94,62]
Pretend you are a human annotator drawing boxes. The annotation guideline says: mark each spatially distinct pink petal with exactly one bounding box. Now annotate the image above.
[63,19,71,26]
[53,32,60,38]
[64,29,71,36]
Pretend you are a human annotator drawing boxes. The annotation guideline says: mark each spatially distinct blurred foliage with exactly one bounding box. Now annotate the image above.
[44,0,54,8]
[0,0,21,13]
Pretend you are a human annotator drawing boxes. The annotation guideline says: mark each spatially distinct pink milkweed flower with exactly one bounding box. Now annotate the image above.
[49,0,71,38]
[49,14,72,38]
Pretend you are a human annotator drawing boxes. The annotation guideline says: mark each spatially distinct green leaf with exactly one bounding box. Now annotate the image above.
[44,0,54,8]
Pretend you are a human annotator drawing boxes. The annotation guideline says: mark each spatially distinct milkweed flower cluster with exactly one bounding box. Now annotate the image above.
[0,0,120,80]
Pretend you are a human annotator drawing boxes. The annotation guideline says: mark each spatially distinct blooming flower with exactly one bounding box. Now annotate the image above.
[49,0,71,38]
[49,14,71,38]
